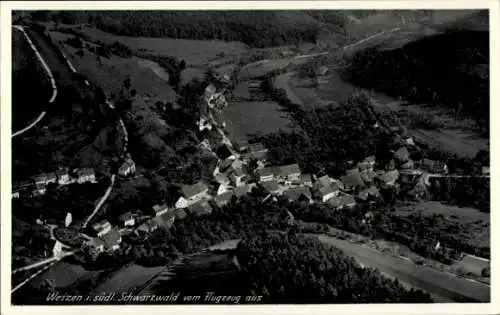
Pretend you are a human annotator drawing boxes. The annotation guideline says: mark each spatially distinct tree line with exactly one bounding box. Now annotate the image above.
[341,30,489,135]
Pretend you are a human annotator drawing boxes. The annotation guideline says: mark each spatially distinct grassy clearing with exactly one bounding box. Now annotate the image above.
[222,101,297,142]
[73,26,249,66]
[32,262,90,288]
[451,254,489,277]
[311,233,489,302]
[395,201,489,249]
[181,67,206,86]
[90,264,165,294]
[50,30,177,102]
[238,58,290,80]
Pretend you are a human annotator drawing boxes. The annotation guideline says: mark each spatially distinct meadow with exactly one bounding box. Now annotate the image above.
[222,101,297,142]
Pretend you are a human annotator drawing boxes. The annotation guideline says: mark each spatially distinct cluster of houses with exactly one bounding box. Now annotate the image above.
[12,168,96,199]
[83,74,479,259]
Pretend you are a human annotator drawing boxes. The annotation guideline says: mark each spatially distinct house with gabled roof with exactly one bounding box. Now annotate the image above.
[215,173,230,186]
[86,237,105,258]
[118,212,135,227]
[278,164,301,183]
[328,193,356,210]
[256,166,280,182]
[152,203,170,217]
[358,156,376,172]
[92,220,112,237]
[284,187,313,203]
[229,168,247,187]
[260,180,280,195]
[32,173,57,186]
[176,181,208,208]
[314,184,339,202]
[76,168,96,184]
[357,186,381,202]
[375,170,400,186]
[118,156,136,177]
[418,159,448,174]
[235,139,249,152]
[56,169,71,185]
[340,168,366,192]
[101,229,122,251]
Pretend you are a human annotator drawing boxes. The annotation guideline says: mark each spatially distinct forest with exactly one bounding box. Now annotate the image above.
[255,92,383,177]
[229,232,433,303]
[25,10,344,48]
[341,30,489,134]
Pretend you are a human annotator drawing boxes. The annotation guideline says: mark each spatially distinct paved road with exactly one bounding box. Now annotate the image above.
[12,25,57,138]
[310,234,490,302]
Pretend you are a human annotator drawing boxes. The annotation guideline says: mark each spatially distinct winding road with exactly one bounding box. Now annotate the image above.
[12,25,57,138]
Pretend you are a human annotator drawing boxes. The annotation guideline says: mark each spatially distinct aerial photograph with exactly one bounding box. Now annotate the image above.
[10,9,490,305]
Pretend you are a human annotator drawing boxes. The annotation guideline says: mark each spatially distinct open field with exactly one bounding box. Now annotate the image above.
[49,30,177,102]
[394,201,490,249]
[181,67,206,85]
[63,26,249,66]
[222,101,297,142]
[31,262,91,288]
[274,71,354,109]
[451,254,490,277]
[309,233,490,302]
[90,264,165,294]
[238,58,290,80]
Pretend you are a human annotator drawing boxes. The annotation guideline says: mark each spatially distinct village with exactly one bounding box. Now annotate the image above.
[11,71,489,264]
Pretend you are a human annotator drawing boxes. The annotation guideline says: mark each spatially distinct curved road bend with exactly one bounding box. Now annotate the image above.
[12,25,57,138]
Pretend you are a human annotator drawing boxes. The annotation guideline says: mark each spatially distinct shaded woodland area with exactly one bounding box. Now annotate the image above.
[25,11,339,48]
[342,30,489,134]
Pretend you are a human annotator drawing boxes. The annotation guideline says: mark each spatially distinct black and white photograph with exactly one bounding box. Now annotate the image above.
[1,1,497,312]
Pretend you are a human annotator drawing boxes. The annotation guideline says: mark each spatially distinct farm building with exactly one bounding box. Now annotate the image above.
[229,168,247,187]
[260,180,280,195]
[376,170,400,186]
[92,220,112,237]
[56,169,71,185]
[341,169,366,192]
[32,173,57,186]
[328,194,356,210]
[181,181,209,201]
[118,157,136,177]
[76,168,96,184]
[314,184,339,202]
[283,187,313,203]
[215,173,231,185]
[418,159,448,174]
[101,230,122,251]
[118,212,135,227]
[86,237,105,258]
[279,164,302,183]
[357,186,381,202]
[256,166,281,182]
